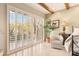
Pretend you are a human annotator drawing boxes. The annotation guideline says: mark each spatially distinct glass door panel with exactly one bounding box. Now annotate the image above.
[9,11,16,50]
[38,18,44,40]
[16,12,23,48]
[33,17,37,42]
[35,16,44,41]
[23,15,29,45]
[29,17,34,41]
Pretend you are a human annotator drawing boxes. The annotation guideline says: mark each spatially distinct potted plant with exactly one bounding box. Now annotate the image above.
[44,20,54,42]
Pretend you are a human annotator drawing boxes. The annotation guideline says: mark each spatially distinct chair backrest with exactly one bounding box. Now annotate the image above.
[72,25,79,56]
[72,25,79,35]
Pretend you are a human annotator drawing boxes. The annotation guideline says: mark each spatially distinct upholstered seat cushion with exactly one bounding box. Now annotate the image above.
[50,35,64,50]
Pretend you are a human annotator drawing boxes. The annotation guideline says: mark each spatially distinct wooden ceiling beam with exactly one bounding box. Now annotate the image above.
[64,3,70,9]
[38,3,54,14]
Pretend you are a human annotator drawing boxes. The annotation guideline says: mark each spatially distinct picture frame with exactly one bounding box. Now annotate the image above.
[51,20,60,28]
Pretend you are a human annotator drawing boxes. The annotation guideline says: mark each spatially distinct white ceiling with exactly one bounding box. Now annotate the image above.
[25,3,79,14]
[44,3,79,12]
[24,3,50,14]
[45,3,65,12]
[69,3,79,7]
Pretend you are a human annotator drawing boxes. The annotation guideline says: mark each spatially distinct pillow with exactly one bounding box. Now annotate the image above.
[73,28,79,35]
[58,35,64,42]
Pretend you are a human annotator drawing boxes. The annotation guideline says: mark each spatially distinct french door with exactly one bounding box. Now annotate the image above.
[8,10,31,51]
[7,5,44,55]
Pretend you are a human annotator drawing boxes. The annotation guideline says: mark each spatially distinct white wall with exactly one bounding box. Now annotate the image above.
[47,5,79,34]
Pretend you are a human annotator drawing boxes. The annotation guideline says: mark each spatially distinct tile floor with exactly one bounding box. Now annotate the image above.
[10,42,70,56]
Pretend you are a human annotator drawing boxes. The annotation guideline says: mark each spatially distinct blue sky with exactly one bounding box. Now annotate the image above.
[10,11,29,24]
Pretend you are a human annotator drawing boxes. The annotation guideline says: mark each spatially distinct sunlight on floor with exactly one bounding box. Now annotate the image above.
[10,42,70,56]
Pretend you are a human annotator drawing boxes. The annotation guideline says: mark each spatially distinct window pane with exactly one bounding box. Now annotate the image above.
[9,11,16,50]
[29,17,34,41]
[23,15,30,45]
[16,12,23,48]
[35,16,44,41]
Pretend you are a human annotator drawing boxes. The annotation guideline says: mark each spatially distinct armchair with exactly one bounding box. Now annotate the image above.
[50,31,64,50]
